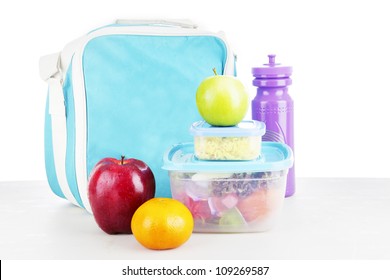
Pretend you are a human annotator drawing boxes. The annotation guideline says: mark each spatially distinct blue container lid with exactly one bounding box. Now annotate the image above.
[190,120,266,137]
[162,142,293,172]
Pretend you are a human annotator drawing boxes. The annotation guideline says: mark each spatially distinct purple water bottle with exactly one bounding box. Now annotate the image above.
[252,54,295,197]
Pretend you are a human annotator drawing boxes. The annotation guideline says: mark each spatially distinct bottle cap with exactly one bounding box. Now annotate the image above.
[252,54,292,87]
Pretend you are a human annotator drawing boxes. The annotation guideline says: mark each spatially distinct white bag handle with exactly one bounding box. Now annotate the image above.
[115,19,198,29]
[39,52,61,82]
[39,54,82,208]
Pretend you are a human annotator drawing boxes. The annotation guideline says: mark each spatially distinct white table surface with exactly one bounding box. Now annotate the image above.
[1,178,389,260]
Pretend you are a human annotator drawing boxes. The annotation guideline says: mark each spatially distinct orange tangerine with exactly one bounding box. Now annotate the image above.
[131,198,194,250]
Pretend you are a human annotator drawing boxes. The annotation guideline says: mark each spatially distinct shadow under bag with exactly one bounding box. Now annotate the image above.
[39,19,236,213]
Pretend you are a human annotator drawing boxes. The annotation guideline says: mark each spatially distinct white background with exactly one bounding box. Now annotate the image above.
[0,0,389,181]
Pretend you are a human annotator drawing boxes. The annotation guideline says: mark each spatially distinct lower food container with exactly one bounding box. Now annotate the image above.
[162,142,294,233]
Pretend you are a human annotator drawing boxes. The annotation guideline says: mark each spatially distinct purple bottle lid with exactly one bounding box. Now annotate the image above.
[252,54,292,87]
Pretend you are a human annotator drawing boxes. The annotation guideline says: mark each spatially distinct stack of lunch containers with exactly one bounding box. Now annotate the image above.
[162,118,294,233]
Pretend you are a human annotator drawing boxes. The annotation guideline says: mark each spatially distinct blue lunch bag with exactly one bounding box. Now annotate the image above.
[39,19,236,213]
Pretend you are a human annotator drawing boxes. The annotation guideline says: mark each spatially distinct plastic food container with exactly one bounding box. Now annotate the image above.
[189,120,266,160]
[162,142,293,233]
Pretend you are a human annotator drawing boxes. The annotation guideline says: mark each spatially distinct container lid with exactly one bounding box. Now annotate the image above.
[162,142,293,172]
[190,120,266,137]
[252,54,292,87]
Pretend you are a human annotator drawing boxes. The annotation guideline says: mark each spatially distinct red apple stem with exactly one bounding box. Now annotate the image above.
[121,155,125,165]
[212,68,218,76]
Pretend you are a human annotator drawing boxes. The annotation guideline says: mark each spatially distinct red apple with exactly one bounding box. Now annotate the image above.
[88,156,155,234]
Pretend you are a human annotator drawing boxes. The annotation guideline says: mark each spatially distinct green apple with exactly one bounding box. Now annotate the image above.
[196,68,249,126]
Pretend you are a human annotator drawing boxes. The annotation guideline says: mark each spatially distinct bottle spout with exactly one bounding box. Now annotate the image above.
[252,53,293,81]
[268,54,276,66]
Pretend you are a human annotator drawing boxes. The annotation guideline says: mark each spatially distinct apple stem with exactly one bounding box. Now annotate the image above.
[212,68,218,76]
[121,155,125,165]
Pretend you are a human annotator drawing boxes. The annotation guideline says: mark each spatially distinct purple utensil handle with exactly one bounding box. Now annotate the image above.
[251,55,295,197]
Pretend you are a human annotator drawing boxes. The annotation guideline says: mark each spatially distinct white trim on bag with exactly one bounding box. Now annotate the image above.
[71,49,91,212]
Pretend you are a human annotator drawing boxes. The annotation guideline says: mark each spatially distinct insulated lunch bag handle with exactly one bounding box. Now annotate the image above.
[39,52,82,207]
[115,19,198,29]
